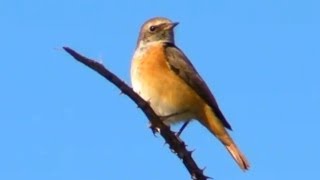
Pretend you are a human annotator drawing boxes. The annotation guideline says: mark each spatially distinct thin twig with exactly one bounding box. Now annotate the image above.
[63,47,209,180]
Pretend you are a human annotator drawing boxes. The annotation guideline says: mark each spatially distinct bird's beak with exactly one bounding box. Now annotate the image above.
[164,22,179,30]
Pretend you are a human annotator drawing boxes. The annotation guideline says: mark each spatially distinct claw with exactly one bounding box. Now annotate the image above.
[148,122,159,136]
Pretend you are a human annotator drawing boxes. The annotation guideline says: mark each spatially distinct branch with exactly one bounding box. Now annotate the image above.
[63,47,209,180]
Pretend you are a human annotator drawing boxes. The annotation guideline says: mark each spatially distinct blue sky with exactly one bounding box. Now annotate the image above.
[1,0,319,179]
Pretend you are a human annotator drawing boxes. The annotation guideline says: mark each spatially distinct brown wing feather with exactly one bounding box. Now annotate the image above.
[164,43,232,130]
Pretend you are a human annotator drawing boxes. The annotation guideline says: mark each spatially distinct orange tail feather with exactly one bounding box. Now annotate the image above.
[200,105,250,171]
[226,143,250,171]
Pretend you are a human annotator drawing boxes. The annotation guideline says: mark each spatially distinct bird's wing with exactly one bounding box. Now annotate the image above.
[164,43,232,130]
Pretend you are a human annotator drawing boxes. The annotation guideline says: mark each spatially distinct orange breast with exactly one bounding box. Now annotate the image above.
[131,43,206,123]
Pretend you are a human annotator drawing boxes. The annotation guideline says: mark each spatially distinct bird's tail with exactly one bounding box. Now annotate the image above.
[200,105,250,171]
[225,142,250,171]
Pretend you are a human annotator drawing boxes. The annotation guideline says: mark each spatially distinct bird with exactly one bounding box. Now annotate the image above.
[130,17,250,171]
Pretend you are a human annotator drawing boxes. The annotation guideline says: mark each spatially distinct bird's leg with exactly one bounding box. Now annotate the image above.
[176,121,190,137]
[158,110,190,137]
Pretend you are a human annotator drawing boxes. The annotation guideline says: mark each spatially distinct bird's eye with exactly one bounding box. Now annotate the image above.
[149,25,157,32]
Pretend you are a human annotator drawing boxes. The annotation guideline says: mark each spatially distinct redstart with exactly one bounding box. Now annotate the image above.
[130,17,250,170]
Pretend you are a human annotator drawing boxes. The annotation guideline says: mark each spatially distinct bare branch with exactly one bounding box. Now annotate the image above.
[63,47,209,180]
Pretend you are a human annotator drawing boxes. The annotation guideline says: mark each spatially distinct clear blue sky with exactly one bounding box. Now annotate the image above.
[1,1,319,179]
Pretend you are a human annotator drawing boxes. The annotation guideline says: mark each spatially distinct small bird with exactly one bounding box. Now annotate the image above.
[130,17,250,170]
